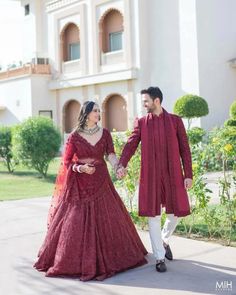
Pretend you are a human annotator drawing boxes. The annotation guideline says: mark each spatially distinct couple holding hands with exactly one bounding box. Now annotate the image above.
[34,86,192,281]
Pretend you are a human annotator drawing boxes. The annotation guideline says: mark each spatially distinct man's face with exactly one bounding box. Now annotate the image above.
[142,93,157,113]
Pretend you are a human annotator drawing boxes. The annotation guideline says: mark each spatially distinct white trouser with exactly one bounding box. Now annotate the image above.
[148,214,178,260]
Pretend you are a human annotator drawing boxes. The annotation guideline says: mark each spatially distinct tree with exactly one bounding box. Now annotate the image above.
[174,94,209,129]
[225,100,236,127]
[187,127,206,146]
[0,126,15,172]
[12,117,61,177]
[230,100,236,118]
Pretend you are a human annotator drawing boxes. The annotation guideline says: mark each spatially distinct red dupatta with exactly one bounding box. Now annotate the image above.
[47,138,78,229]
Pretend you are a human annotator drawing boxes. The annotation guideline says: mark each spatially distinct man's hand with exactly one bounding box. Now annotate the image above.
[116,166,127,179]
[184,178,193,190]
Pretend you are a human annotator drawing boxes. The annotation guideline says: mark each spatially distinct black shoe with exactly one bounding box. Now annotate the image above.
[164,243,173,260]
[156,259,167,272]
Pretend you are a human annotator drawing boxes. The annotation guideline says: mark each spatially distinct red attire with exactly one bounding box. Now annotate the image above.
[34,128,147,281]
[119,109,193,217]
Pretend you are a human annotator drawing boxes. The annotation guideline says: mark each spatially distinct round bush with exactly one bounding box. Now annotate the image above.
[0,126,15,172]
[224,118,236,127]
[12,116,61,177]
[220,126,236,141]
[174,94,209,119]
[0,126,12,158]
[230,100,236,119]
[187,127,206,145]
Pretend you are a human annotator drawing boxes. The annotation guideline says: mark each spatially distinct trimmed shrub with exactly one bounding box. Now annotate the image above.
[230,100,236,119]
[12,117,61,177]
[0,126,15,172]
[224,118,236,127]
[187,127,206,145]
[174,94,209,129]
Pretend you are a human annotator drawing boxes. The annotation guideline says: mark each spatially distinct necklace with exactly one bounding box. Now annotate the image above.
[82,125,100,135]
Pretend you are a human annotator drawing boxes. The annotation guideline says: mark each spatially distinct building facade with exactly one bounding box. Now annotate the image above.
[0,0,236,136]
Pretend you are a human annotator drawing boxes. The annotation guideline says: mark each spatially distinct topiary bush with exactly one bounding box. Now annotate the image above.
[224,101,236,127]
[187,127,206,145]
[230,100,236,119]
[224,118,236,127]
[174,94,209,129]
[12,117,61,177]
[0,126,16,172]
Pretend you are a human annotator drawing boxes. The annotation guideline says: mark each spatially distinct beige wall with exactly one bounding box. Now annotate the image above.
[2,0,236,132]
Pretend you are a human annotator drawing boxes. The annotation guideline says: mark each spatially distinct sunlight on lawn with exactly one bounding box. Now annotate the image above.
[0,158,60,201]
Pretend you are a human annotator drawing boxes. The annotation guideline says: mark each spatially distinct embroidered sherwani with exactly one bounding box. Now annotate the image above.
[119,109,193,217]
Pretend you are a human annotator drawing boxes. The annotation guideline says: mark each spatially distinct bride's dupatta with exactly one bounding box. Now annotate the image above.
[47,135,78,229]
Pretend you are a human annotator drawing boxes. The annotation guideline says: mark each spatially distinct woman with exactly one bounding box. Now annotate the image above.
[34,101,147,281]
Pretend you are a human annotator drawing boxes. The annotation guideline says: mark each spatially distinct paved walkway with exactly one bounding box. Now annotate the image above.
[0,197,236,295]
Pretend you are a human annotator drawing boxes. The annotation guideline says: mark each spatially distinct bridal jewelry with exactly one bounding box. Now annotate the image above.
[82,125,100,135]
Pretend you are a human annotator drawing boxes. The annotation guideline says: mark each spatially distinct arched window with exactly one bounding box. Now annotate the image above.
[61,23,80,62]
[103,94,127,131]
[63,100,81,133]
[100,9,123,53]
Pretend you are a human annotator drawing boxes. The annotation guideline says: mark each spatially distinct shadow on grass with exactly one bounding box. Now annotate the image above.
[0,170,56,184]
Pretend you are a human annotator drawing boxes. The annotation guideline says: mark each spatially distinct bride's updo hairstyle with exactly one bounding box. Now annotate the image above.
[77,101,96,131]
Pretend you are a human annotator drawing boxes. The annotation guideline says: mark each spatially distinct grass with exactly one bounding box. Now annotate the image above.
[129,208,236,247]
[0,158,60,201]
[175,210,236,246]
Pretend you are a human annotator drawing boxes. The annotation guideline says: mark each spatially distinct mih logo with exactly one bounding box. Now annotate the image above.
[216,280,233,292]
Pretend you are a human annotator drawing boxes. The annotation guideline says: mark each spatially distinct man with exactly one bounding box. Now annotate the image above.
[117,87,193,272]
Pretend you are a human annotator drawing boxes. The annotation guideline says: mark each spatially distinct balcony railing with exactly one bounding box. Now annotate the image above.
[0,64,51,80]
[46,0,79,12]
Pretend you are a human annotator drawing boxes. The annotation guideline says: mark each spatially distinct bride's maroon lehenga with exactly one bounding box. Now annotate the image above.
[34,128,147,281]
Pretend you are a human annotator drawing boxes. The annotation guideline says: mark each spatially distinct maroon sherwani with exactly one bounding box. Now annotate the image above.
[119,109,193,217]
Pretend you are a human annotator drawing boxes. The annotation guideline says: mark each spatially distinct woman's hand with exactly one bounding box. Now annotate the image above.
[80,163,96,174]
[116,166,127,179]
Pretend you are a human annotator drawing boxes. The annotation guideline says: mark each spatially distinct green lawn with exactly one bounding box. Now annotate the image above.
[0,158,60,201]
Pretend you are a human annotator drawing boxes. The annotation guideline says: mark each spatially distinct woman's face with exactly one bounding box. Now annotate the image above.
[87,104,100,124]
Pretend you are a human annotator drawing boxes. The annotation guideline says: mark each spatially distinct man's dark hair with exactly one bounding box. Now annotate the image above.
[140,87,163,103]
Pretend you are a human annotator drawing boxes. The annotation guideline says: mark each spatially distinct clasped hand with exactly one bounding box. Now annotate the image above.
[116,166,127,179]
[80,163,96,174]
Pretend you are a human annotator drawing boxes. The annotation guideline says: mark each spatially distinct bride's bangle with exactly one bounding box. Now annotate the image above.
[77,165,83,173]
[72,164,83,173]
[72,164,78,172]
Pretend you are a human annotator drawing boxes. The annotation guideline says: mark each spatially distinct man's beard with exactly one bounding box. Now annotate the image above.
[147,108,154,113]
